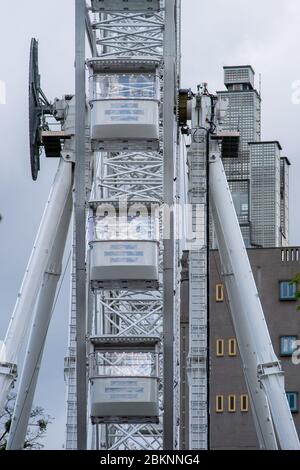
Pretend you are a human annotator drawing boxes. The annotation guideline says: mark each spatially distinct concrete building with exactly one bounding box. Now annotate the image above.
[216,66,289,247]
[179,65,296,449]
[180,247,300,449]
[249,141,282,247]
[209,247,300,449]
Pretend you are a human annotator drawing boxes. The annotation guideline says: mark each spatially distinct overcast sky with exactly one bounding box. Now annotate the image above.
[0,0,300,449]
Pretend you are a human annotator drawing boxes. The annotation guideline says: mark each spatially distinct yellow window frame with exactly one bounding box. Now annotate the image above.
[240,394,249,412]
[228,394,236,413]
[216,284,224,302]
[228,338,237,357]
[216,338,224,357]
[216,395,224,413]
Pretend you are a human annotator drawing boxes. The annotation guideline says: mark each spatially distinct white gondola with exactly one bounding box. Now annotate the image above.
[87,58,161,151]
[88,200,160,289]
[89,336,160,424]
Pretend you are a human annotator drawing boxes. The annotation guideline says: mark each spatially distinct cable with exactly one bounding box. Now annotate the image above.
[50,250,72,316]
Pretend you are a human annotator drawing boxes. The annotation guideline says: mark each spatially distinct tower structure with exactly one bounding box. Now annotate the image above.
[1,5,299,454]
[64,0,181,450]
[216,65,290,248]
[216,66,261,246]
[249,141,282,247]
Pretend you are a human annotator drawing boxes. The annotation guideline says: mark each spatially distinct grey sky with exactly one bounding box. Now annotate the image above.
[0,0,299,449]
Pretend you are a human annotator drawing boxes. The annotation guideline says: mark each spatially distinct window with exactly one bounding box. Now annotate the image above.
[94,351,156,377]
[231,190,249,219]
[232,84,243,91]
[228,338,237,357]
[279,281,297,300]
[229,181,249,223]
[286,392,298,413]
[243,236,251,248]
[216,339,224,357]
[216,284,224,302]
[240,394,249,412]
[93,73,157,100]
[216,395,224,413]
[280,336,298,357]
[228,395,236,413]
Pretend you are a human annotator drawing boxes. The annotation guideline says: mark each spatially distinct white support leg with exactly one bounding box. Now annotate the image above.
[0,159,73,416]
[6,184,72,450]
[209,149,300,450]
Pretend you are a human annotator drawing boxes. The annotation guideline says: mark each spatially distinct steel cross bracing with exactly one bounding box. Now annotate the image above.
[86,1,164,59]
[88,2,164,450]
[104,423,162,450]
[93,294,163,338]
[95,152,163,200]
[66,1,178,450]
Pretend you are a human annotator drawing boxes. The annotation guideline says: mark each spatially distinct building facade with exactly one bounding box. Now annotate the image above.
[209,247,300,449]
[249,141,282,247]
[179,66,296,450]
[216,66,289,247]
[280,156,291,246]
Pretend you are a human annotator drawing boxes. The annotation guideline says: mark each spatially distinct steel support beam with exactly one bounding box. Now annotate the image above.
[209,148,300,449]
[163,0,176,451]
[6,170,73,449]
[0,159,73,417]
[75,0,87,450]
[85,8,97,57]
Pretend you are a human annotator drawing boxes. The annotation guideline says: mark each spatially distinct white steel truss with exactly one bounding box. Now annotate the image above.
[88,5,164,59]
[187,136,208,450]
[2,1,297,452]
[65,0,180,450]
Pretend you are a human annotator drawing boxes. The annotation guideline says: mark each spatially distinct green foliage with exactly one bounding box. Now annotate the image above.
[37,419,47,431]
[0,394,52,450]
[290,274,300,311]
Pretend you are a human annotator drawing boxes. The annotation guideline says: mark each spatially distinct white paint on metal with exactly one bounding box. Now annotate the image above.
[209,148,300,450]
[0,159,73,416]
